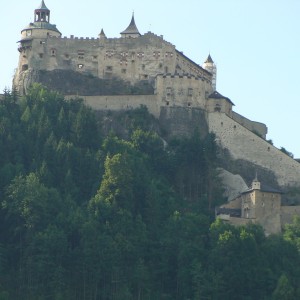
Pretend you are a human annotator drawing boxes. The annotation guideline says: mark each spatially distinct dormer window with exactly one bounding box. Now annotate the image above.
[26,30,32,37]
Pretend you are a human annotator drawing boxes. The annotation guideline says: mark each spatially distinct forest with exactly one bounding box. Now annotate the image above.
[0,84,300,299]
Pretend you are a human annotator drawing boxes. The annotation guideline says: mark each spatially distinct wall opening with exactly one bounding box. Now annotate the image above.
[22,64,28,71]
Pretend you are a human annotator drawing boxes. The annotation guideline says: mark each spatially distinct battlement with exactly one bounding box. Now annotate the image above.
[58,35,98,40]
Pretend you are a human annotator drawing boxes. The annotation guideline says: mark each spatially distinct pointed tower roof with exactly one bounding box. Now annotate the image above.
[204,54,214,64]
[120,13,141,38]
[36,0,49,10]
[99,28,107,39]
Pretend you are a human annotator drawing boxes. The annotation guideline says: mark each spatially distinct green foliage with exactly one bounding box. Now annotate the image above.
[0,85,300,299]
[280,146,294,158]
[284,215,300,252]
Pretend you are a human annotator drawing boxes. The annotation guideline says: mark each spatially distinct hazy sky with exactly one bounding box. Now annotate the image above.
[1,0,300,157]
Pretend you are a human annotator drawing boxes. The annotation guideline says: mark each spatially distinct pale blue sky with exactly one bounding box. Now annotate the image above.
[1,0,300,157]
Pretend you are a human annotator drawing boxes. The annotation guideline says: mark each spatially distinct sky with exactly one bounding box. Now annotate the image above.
[1,0,300,157]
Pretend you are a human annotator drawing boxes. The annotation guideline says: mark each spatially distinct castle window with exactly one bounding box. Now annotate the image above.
[159,63,163,68]
[187,102,191,107]
[106,51,114,58]
[166,87,172,96]
[106,66,113,72]
[234,125,236,129]
[143,75,148,79]
[153,51,160,59]
[39,53,43,58]
[166,101,170,106]
[214,104,221,112]
[51,49,56,57]
[121,69,127,74]
[188,88,193,96]
[78,50,85,59]
[142,64,145,70]
[93,55,98,59]
[22,64,28,71]
[121,52,129,58]
[78,64,84,69]
[65,54,70,59]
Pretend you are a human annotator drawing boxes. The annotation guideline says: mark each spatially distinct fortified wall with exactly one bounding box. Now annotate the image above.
[208,112,300,187]
[13,1,300,191]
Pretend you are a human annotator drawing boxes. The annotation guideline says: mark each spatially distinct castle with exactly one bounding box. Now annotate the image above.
[13,1,300,233]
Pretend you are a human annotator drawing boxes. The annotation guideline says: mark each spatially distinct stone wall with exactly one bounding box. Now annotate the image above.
[281,206,300,226]
[208,111,300,187]
[65,94,160,117]
[232,111,268,139]
[155,74,211,109]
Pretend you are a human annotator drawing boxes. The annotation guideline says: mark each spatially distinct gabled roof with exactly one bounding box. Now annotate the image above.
[36,0,49,11]
[120,14,141,36]
[242,184,283,194]
[208,91,234,105]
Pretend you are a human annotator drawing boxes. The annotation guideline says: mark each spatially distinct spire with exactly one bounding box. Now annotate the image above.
[99,28,107,39]
[202,53,217,91]
[204,54,214,64]
[251,174,261,190]
[120,13,141,38]
[37,0,49,10]
[34,0,50,22]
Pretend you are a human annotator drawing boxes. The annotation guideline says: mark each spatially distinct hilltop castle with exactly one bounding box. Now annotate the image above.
[14,2,300,231]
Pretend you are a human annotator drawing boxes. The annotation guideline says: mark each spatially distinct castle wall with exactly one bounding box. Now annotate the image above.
[65,94,160,117]
[226,216,255,227]
[232,111,267,139]
[155,74,211,109]
[281,206,300,226]
[208,112,300,187]
[15,32,212,95]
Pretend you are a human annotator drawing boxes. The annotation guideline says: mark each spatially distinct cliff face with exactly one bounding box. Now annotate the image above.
[18,69,154,96]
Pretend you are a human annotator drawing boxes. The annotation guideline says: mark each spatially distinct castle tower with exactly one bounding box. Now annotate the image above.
[98,28,107,39]
[20,1,61,40]
[120,13,141,38]
[202,54,217,91]
[14,1,61,95]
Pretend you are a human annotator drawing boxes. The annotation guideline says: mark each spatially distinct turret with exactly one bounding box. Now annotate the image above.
[120,13,141,38]
[251,174,261,190]
[20,1,61,40]
[202,54,217,91]
[14,1,61,95]
[98,28,107,40]
[34,0,50,22]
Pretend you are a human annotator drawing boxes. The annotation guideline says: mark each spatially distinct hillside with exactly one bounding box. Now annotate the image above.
[0,85,300,299]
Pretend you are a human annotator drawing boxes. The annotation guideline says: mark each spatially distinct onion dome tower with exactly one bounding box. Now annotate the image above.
[20,0,61,40]
[202,54,217,91]
[120,13,141,38]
